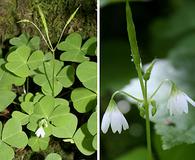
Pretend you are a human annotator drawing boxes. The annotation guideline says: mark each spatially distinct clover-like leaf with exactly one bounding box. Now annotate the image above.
[2,118,28,148]
[87,112,97,136]
[73,123,95,156]
[5,46,44,77]
[9,33,40,50]
[28,136,50,152]
[27,96,77,139]
[71,88,96,113]
[57,33,89,63]
[6,46,31,77]
[9,33,29,47]
[45,153,62,160]
[33,60,75,96]
[0,59,25,89]
[76,61,97,92]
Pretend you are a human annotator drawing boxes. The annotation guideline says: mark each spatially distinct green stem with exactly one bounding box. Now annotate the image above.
[52,51,55,97]
[126,1,152,159]
[112,90,143,102]
[144,81,152,160]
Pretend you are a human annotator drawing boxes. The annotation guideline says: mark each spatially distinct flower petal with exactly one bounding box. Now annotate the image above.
[101,110,111,134]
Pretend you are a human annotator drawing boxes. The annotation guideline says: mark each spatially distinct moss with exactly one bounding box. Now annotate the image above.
[0,0,96,47]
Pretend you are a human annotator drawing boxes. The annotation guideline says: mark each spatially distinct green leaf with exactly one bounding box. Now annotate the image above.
[56,65,75,88]
[60,50,89,63]
[21,102,34,115]
[71,88,96,113]
[58,33,89,63]
[87,112,97,135]
[76,61,97,92]
[5,46,31,77]
[57,33,82,52]
[34,96,55,119]
[45,153,62,160]
[73,123,95,156]
[54,98,69,113]
[5,46,43,77]
[50,113,77,138]
[28,136,50,152]
[9,33,29,47]
[27,50,44,70]
[0,141,14,160]
[81,37,97,56]
[12,111,29,125]
[28,36,40,50]
[0,59,25,89]
[0,90,16,112]
[2,118,28,148]
[34,60,75,96]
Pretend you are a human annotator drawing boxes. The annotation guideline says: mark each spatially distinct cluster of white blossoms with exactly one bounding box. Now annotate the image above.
[101,60,195,134]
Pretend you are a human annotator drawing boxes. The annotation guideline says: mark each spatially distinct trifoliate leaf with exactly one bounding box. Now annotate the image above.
[9,34,40,50]
[28,136,50,152]
[33,60,75,96]
[2,118,28,148]
[76,61,97,92]
[5,46,44,77]
[71,88,96,113]
[73,123,95,156]
[5,46,31,77]
[58,33,89,63]
[9,33,29,47]
[0,59,25,89]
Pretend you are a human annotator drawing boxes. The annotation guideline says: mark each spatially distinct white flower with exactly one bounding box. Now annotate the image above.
[167,85,195,115]
[101,100,129,134]
[35,126,45,138]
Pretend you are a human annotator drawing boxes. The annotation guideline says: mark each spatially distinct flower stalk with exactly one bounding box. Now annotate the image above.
[126,1,152,159]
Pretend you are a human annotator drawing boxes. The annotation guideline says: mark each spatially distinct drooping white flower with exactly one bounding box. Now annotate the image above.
[167,84,195,115]
[35,126,45,138]
[101,99,129,134]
